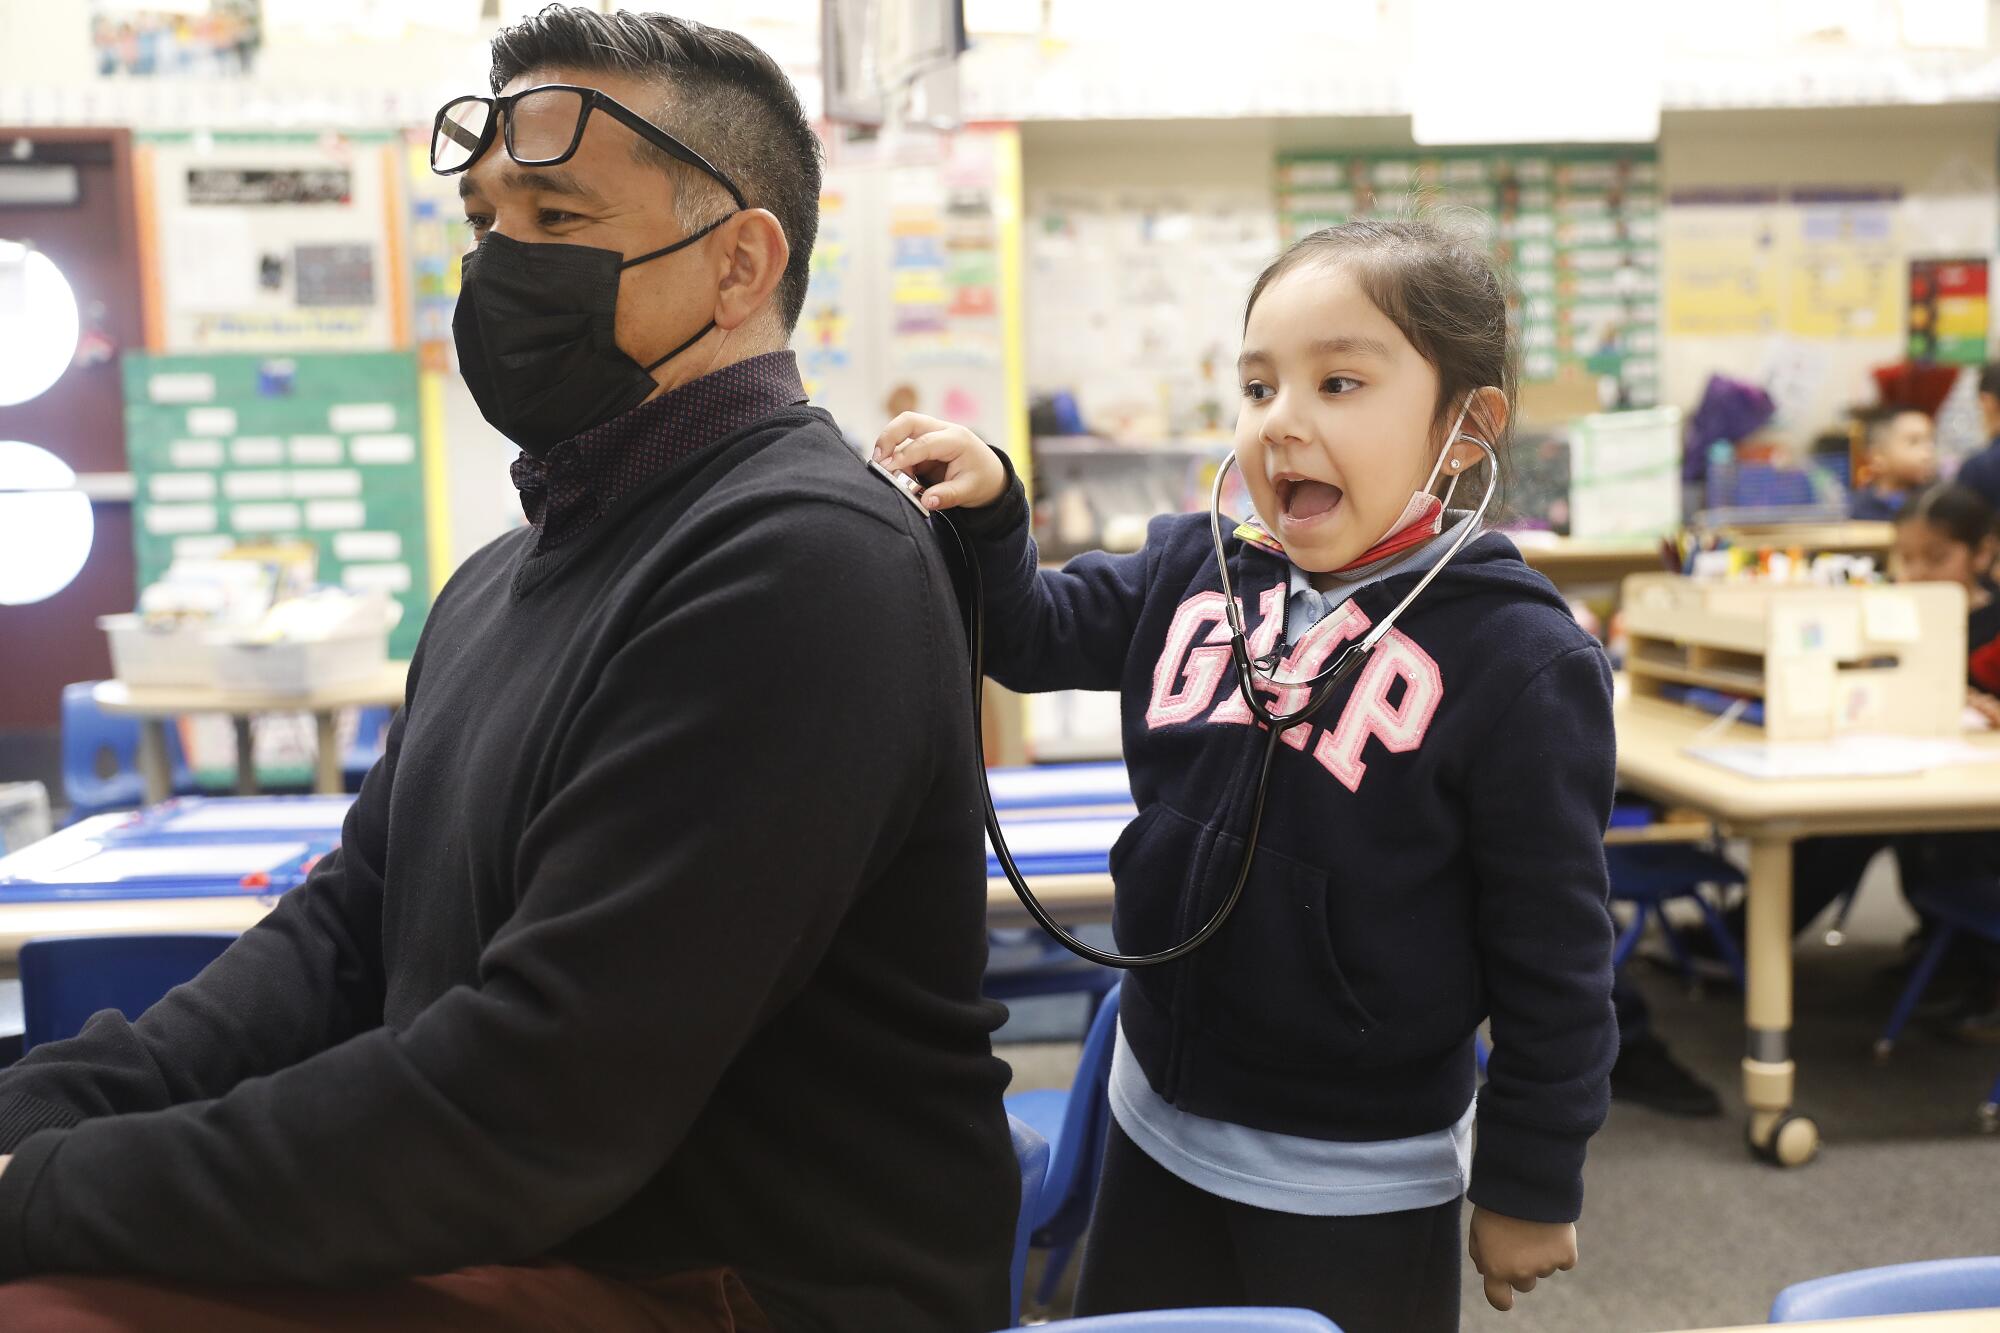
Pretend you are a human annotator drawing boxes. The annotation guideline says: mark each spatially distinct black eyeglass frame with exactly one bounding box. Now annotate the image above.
[429,82,747,210]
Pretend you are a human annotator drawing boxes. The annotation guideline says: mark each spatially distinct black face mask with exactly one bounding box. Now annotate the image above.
[453,218,730,458]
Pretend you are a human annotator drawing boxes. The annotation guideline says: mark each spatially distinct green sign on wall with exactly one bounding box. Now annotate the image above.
[1275,147,1661,409]
[122,351,430,660]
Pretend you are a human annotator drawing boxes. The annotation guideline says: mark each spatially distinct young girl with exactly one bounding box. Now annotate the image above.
[876,217,1617,1332]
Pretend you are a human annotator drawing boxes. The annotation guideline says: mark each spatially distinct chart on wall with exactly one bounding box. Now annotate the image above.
[795,125,1022,468]
[144,133,397,352]
[123,351,430,659]
[1275,148,1661,408]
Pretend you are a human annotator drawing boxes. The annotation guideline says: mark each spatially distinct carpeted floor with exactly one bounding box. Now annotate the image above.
[1001,856,2000,1331]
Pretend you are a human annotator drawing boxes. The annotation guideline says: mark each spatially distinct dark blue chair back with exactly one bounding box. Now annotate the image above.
[1771,1257,2000,1322]
[61,682,192,818]
[1006,1113,1049,1327]
[20,933,237,1051]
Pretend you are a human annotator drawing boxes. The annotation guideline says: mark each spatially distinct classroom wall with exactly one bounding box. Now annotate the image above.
[1020,106,2000,449]
[1657,103,2000,437]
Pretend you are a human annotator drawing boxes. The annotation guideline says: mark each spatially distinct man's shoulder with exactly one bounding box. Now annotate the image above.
[711,412,941,549]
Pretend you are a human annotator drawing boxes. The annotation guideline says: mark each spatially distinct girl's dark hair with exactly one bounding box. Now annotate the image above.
[1243,215,1518,473]
[1899,482,1997,548]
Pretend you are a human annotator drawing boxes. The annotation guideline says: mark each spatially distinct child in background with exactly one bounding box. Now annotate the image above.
[878,216,1617,1332]
[1893,484,2000,721]
[1850,407,1939,521]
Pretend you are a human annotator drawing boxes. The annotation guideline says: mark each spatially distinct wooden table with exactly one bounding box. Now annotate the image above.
[1614,694,2000,1166]
[93,664,408,801]
[1667,1312,2000,1332]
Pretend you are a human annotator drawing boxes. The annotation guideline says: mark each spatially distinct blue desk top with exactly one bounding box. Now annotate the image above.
[0,815,333,903]
[99,796,356,842]
[986,813,1130,879]
[984,762,1131,810]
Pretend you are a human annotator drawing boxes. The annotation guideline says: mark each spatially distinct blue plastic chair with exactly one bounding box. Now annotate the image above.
[1007,1113,1050,1327]
[61,682,195,819]
[342,706,393,793]
[1604,805,1747,990]
[19,934,237,1052]
[997,1309,1339,1331]
[1770,1256,2000,1321]
[1005,984,1121,1309]
[1872,877,2000,1129]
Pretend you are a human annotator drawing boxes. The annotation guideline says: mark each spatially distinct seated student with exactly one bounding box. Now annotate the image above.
[1953,362,2000,513]
[1849,406,1939,521]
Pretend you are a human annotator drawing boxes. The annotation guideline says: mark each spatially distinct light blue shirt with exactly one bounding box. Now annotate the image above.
[1109,512,1479,1216]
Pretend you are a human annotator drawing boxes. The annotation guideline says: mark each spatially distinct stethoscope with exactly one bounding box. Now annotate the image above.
[940,402,1502,969]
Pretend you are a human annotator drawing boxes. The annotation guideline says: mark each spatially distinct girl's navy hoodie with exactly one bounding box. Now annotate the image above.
[957,463,1619,1224]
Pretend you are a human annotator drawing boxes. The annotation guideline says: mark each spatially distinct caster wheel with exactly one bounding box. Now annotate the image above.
[1979,1103,1998,1135]
[1749,1113,1820,1167]
[1873,1039,1895,1063]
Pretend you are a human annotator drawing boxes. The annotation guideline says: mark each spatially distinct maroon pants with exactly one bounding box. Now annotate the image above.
[0,1262,771,1332]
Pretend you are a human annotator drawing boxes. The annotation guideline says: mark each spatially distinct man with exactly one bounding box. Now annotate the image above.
[1954,362,2000,511]
[0,9,1015,1331]
[1850,406,1939,521]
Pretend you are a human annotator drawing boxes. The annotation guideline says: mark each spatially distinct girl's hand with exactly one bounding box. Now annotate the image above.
[872,412,1009,512]
[1970,691,2000,729]
[1469,1206,1577,1311]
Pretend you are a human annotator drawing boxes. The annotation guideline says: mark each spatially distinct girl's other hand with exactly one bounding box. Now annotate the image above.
[1468,1206,1577,1311]
[872,412,1010,512]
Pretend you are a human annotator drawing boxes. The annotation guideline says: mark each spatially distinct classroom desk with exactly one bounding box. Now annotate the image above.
[1513,536,1667,589]
[1667,1312,2000,1333]
[94,664,408,802]
[1613,694,2000,1166]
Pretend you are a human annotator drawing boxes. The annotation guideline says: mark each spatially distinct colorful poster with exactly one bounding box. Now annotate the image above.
[1908,257,1989,366]
[1662,191,1783,337]
[1784,191,1901,339]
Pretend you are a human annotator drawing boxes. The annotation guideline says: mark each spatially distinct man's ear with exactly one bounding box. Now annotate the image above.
[710,208,789,333]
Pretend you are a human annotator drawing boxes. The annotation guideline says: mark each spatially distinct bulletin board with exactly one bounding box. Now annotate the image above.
[122,351,430,660]
[1275,147,1661,409]
[1024,186,1279,442]
[140,131,402,352]
[793,125,1026,479]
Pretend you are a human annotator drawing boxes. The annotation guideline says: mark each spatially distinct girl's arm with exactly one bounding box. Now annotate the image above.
[1463,642,1620,1227]
[875,413,1150,694]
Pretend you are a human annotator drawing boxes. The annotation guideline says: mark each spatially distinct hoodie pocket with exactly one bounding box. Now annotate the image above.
[1190,825,1379,1067]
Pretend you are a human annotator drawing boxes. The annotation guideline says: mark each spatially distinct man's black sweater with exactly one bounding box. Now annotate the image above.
[0,407,1016,1333]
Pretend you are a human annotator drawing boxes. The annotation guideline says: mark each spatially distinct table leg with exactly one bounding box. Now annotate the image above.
[232,717,259,796]
[1743,835,1820,1167]
[136,720,173,805]
[313,711,342,796]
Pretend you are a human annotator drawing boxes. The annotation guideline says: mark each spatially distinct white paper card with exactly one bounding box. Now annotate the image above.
[342,563,412,593]
[289,470,361,498]
[330,403,396,433]
[223,472,288,500]
[144,504,218,535]
[288,435,344,465]
[169,440,225,468]
[232,503,303,532]
[148,372,215,404]
[333,530,402,562]
[186,408,237,436]
[1773,657,1835,722]
[32,841,311,883]
[349,433,416,465]
[156,800,352,834]
[306,500,366,530]
[149,473,216,502]
[1770,605,1862,660]
[1863,592,1922,644]
[173,536,235,559]
[230,437,285,465]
